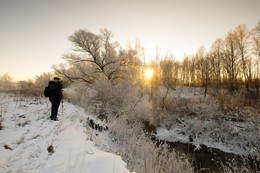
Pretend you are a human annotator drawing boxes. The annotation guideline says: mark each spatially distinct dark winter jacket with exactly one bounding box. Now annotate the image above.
[48,81,63,102]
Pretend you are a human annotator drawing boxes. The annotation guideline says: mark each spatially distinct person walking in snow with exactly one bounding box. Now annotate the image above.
[48,77,63,121]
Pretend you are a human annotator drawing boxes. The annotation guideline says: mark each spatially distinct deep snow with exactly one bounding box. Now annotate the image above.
[0,93,130,173]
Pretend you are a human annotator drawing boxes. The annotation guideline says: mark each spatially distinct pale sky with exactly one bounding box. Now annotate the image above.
[0,0,260,81]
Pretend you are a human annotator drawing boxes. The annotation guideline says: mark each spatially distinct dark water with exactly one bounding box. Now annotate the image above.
[164,141,259,173]
[142,121,259,172]
[167,142,238,173]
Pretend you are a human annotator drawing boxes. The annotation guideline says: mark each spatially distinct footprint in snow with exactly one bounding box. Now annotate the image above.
[86,147,95,155]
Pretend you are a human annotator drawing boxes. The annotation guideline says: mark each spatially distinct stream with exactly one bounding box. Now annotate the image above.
[91,118,259,172]
[167,141,238,173]
[142,120,259,172]
[159,140,259,173]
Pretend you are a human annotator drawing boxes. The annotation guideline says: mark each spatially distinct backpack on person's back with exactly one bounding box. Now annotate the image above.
[44,85,49,97]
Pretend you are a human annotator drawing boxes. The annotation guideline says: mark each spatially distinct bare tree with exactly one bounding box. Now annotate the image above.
[195,46,206,87]
[17,80,34,89]
[210,38,224,88]
[34,72,52,88]
[234,24,251,90]
[189,55,197,86]
[53,62,100,84]
[223,30,240,92]
[195,46,211,96]
[53,29,137,83]
[160,55,175,109]
[252,21,260,92]
[0,73,14,90]
[181,55,190,85]
[204,54,211,96]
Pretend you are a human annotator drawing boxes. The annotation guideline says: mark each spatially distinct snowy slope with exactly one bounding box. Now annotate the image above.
[0,93,130,173]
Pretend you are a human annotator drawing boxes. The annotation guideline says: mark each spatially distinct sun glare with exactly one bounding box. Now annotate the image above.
[145,68,153,80]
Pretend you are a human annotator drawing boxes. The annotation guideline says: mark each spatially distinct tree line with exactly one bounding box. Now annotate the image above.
[2,21,258,95]
[172,22,260,93]
[53,21,260,95]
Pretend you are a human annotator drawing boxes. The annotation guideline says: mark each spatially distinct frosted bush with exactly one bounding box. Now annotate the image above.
[108,113,192,173]
[151,88,223,129]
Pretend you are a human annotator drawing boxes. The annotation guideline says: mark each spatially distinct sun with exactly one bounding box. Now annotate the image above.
[144,68,153,80]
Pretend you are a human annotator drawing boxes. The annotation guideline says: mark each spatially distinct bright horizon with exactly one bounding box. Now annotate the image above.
[0,0,260,82]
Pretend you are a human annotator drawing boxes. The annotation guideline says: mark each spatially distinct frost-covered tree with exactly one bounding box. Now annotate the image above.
[0,73,14,90]
[17,79,34,89]
[53,29,139,83]
[34,72,52,88]
[159,54,175,109]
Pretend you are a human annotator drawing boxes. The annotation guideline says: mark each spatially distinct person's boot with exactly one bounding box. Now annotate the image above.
[53,115,58,121]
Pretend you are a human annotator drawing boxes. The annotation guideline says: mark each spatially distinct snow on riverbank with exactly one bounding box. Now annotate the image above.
[0,93,130,173]
[155,117,260,157]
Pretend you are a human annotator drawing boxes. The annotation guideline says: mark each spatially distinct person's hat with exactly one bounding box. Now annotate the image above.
[54,77,61,80]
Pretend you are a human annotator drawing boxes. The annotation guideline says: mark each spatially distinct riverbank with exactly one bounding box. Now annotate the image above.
[155,117,260,157]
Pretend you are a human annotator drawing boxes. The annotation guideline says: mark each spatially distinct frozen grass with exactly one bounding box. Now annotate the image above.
[216,90,260,115]
[108,114,193,173]
[1,89,43,98]
[218,156,260,173]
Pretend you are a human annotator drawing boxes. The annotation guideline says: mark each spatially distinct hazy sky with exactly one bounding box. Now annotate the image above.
[0,0,260,81]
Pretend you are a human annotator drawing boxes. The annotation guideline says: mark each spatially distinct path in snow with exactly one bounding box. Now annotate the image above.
[0,94,129,173]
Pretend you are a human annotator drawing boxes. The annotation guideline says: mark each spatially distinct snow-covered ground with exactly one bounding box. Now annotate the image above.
[0,93,130,173]
[155,117,260,157]
[150,86,260,158]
